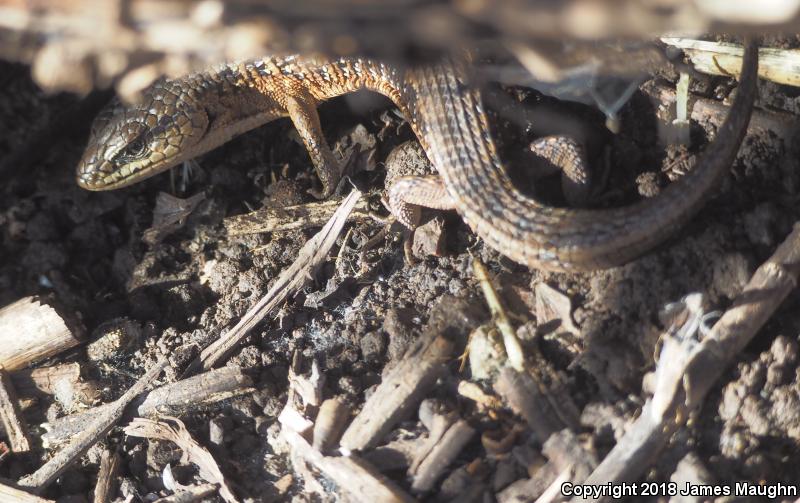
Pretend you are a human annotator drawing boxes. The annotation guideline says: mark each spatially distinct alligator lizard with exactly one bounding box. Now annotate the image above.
[76,42,758,271]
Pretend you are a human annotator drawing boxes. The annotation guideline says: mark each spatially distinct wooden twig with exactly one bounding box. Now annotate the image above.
[643,82,798,142]
[285,429,415,503]
[0,368,31,452]
[473,258,525,371]
[93,448,121,503]
[18,358,168,493]
[43,366,253,446]
[574,223,800,500]
[494,367,580,444]
[410,419,475,493]
[339,334,454,452]
[312,398,350,454]
[225,197,372,235]
[662,38,800,87]
[341,296,482,452]
[0,482,53,503]
[190,189,362,372]
[0,296,83,371]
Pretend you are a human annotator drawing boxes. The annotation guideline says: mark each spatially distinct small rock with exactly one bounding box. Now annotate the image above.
[469,326,504,380]
[209,417,226,447]
[359,330,387,362]
[86,318,143,362]
[635,171,662,198]
[742,203,779,247]
[412,215,446,258]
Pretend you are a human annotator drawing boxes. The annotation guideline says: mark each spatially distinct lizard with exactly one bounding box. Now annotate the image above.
[76,41,758,272]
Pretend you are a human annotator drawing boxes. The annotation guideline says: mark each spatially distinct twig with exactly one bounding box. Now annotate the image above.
[339,334,454,453]
[643,82,797,142]
[312,398,350,454]
[574,223,800,500]
[494,367,579,444]
[285,429,415,503]
[93,448,122,503]
[18,358,168,493]
[410,419,475,493]
[0,368,31,452]
[225,196,371,235]
[473,258,525,371]
[662,38,800,87]
[43,366,253,446]
[190,189,362,372]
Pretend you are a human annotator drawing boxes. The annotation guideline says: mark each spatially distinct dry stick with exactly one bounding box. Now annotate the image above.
[93,448,122,503]
[494,367,577,445]
[411,420,475,493]
[192,189,362,372]
[0,368,31,452]
[0,296,83,371]
[661,39,800,87]
[573,223,800,500]
[644,83,797,142]
[339,335,454,452]
[312,398,350,454]
[0,482,54,503]
[473,258,525,371]
[18,358,169,493]
[285,430,415,503]
[43,366,253,446]
[225,196,372,235]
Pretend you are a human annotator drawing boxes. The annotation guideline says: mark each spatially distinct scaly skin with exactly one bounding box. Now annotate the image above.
[76,42,758,271]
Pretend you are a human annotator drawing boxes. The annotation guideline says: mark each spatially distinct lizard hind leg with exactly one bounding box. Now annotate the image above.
[386,175,456,229]
[529,135,592,208]
[285,96,342,199]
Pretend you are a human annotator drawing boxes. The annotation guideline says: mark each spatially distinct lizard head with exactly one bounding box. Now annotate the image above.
[76,80,209,190]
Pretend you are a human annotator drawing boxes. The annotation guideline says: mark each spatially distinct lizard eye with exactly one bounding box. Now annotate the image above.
[115,137,149,164]
[126,138,147,157]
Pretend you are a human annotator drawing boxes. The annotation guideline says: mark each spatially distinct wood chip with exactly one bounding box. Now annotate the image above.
[0,296,83,371]
[143,192,205,246]
[534,283,580,336]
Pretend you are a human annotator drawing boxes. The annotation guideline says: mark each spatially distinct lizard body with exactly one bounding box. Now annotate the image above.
[77,42,758,271]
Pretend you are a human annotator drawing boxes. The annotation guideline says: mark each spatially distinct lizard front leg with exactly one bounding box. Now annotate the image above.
[286,95,342,199]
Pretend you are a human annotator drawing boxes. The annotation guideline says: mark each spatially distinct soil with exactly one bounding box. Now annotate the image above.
[0,41,799,502]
